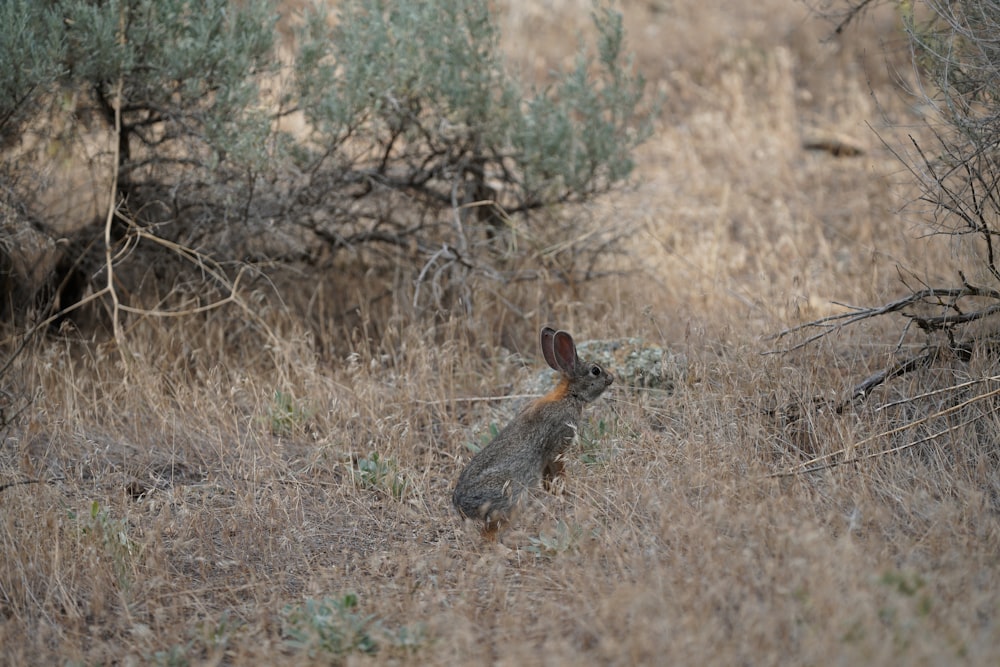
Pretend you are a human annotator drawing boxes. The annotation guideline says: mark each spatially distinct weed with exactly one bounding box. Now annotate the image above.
[524,520,585,558]
[578,418,615,466]
[283,594,378,657]
[150,643,191,667]
[69,501,140,590]
[876,569,936,652]
[282,594,425,659]
[351,453,409,500]
[879,570,927,599]
[144,611,242,666]
[267,390,311,436]
[196,611,242,654]
[391,623,428,651]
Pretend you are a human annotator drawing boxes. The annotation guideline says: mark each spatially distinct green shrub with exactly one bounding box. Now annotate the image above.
[351,452,409,500]
[296,0,648,212]
[1,0,652,324]
[70,500,141,590]
[0,1,66,136]
[282,594,425,659]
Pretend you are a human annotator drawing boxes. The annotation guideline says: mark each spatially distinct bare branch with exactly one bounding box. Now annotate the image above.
[770,382,1000,478]
[832,0,882,35]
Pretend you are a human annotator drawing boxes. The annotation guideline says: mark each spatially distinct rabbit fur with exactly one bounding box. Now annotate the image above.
[452,327,614,539]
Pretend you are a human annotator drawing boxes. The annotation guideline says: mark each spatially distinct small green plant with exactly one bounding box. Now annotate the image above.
[282,594,425,659]
[875,569,935,652]
[524,520,585,558]
[879,570,933,617]
[467,422,501,454]
[0,1,66,137]
[578,418,615,466]
[880,570,926,598]
[283,594,378,658]
[69,500,141,590]
[351,452,408,500]
[390,623,427,651]
[150,643,191,667]
[196,610,243,655]
[267,390,311,436]
[146,611,242,666]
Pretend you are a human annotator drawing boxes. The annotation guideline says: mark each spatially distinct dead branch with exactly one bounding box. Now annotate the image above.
[836,346,940,411]
[771,408,993,477]
[876,374,1000,411]
[770,381,1000,478]
[105,62,126,361]
[831,0,882,35]
[766,282,1000,354]
[0,477,64,493]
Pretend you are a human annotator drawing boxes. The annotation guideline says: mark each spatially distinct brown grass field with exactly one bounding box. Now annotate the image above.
[3,1,1000,664]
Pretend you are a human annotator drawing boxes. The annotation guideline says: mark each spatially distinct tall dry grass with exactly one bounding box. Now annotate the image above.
[2,0,998,664]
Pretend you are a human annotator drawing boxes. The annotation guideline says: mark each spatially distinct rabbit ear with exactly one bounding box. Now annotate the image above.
[540,327,559,370]
[551,330,578,374]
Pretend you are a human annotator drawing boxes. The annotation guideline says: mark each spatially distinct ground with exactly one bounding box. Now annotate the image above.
[2,1,999,664]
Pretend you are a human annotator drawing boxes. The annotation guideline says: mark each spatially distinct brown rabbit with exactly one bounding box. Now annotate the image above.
[452,327,614,540]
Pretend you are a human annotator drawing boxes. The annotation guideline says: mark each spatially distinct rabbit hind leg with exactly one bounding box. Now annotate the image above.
[481,519,503,541]
[480,497,517,541]
[542,456,567,494]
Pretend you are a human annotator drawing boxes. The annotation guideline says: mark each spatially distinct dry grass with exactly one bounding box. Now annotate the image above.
[3,1,999,664]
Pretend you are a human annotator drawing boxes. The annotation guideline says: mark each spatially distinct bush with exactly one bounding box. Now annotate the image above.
[785,1,1000,382]
[2,0,276,183]
[903,1,1000,292]
[0,0,652,326]
[0,1,66,136]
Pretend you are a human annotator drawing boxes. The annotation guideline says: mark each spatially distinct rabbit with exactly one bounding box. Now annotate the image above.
[452,326,614,540]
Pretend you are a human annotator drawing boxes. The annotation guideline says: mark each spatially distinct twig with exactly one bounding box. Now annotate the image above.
[105,67,127,361]
[413,244,457,309]
[770,383,1000,477]
[876,374,1000,411]
[765,284,1000,354]
[0,388,36,430]
[0,477,65,493]
[413,393,539,406]
[778,409,992,476]
[831,0,880,35]
[837,347,939,410]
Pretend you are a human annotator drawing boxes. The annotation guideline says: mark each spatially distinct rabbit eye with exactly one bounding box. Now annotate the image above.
[590,365,602,376]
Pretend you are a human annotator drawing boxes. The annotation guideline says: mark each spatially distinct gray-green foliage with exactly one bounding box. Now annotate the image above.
[2,0,275,165]
[70,500,141,591]
[513,4,649,200]
[524,520,586,558]
[297,0,509,145]
[905,1,1000,136]
[2,0,647,201]
[283,594,379,657]
[282,594,425,659]
[351,452,409,500]
[147,611,242,667]
[267,390,311,436]
[1,0,652,318]
[0,1,65,134]
[296,0,649,212]
[287,0,651,311]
